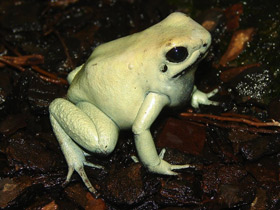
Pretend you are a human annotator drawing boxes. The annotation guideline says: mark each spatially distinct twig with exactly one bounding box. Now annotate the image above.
[221,112,262,122]
[0,55,44,66]
[31,65,59,80]
[0,55,68,85]
[188,116,278,133]
[39,74,68,84]
[49,0,79,7]
[0,57,25,72]
[180,112,280,127]
[1,41,68,85]
[54,30,75,69]
[180,112,280,134]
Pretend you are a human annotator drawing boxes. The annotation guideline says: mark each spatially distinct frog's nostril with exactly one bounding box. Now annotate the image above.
[203,43,208,48]
[161,65,168,73]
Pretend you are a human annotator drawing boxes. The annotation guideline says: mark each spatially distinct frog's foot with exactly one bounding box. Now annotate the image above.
[133,148,193,175]
[65,163,103,197]
[62,142,104,197]
[191,87,219,108]
[142,148,192,175]
[148,158,192,176]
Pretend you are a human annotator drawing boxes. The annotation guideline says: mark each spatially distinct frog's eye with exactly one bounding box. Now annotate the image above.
[166,47,188,63]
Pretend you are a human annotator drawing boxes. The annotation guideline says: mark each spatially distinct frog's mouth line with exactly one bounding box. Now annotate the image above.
[172,53,207,79]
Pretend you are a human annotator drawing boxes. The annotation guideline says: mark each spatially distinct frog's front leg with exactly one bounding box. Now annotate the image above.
[191,85,219,108]
[49,98,119,196]
[132,92,191,175]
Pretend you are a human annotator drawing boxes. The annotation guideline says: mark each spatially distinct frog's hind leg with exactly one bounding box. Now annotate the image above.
[50,115,102,196]
[49,98,119,197]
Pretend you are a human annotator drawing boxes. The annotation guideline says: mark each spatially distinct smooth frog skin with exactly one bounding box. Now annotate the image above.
[49,12,217,197]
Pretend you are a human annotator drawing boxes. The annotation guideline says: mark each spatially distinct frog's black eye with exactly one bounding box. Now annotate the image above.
[166,47,188,63]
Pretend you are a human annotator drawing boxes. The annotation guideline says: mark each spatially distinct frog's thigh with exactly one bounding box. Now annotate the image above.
[76,101,119,154]
[50,98,118,155]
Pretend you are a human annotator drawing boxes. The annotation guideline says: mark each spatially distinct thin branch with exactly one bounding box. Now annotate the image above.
[0,55,44,66]
[0,57,25,72]
[39,74,68,84]
[180,112,280,127]
[179,112,280,134]
[54,30,75,69]
[0,55,68,85]
[31,65,60,80]
[221,112,262,122]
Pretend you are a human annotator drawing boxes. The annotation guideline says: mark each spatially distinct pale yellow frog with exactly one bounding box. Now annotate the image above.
[49,12,217,196]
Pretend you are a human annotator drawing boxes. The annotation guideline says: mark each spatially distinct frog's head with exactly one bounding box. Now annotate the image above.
[139,12,211,106]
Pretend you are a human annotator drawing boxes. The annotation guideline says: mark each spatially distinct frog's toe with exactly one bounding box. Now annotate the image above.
[76,166,99,197]
[131,149,166,164]
[203,98,219,106]
[164,169,179,176]
[131,155,139,163]
[159,148,166,159]
[171,164,193,171]
[84,161,104,169]
[65,166,75,184]
[209,100,220,106]
[206,88,219,97]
